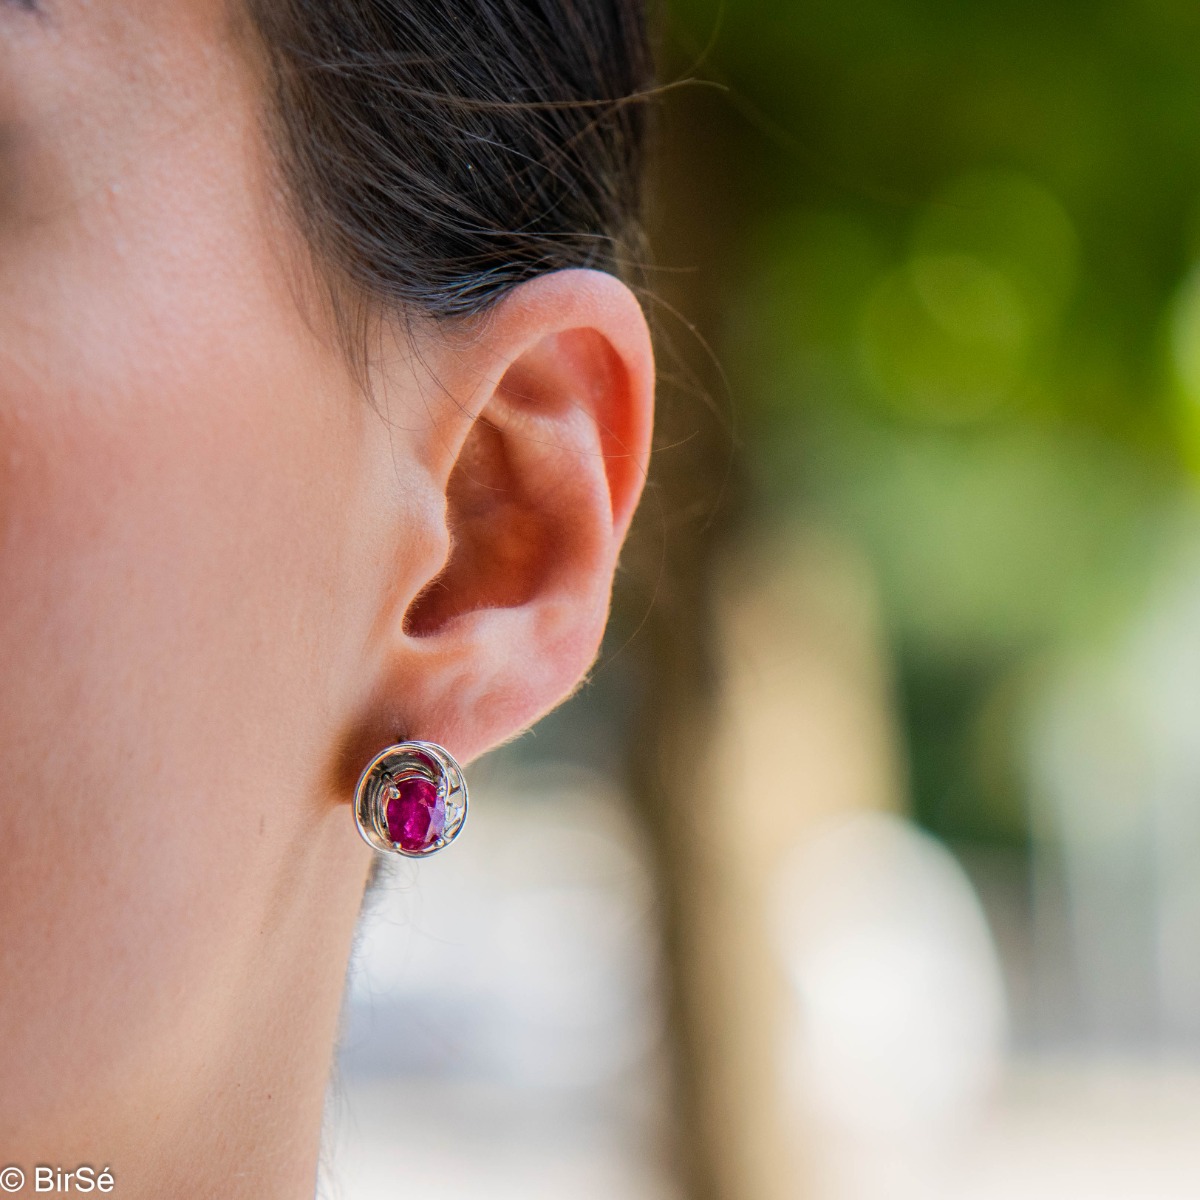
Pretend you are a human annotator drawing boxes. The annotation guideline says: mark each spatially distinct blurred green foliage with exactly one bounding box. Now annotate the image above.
[663,0,1200,844]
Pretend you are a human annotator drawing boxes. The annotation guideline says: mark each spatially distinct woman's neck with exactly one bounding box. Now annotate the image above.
[27,806,372,1200]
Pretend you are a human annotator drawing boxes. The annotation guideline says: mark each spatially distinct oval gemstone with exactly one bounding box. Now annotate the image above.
[385,776,446,852]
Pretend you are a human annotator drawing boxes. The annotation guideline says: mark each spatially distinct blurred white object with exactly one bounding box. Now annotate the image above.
[324,766,674,1200]
[341,767,661,1089]
[772,811,1006,1195]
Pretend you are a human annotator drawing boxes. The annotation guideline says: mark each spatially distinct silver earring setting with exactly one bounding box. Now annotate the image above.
[354,740,468,857]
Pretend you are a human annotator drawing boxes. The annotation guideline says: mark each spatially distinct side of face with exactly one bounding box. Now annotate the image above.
[0,0,652,1166]
[0,0,405,1144]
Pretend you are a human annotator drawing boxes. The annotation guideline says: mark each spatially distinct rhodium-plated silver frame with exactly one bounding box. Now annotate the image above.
[353,740,468,858]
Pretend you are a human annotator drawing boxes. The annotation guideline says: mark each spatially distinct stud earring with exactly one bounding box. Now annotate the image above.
[354,740,468,857]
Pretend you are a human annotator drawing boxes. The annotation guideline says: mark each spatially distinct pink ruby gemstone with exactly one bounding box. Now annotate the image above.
[385,777,446,852]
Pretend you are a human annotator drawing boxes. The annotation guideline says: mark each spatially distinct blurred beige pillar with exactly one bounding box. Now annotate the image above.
[682,523,907,1200]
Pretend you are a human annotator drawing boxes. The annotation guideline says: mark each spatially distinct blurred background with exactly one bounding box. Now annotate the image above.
[322,2,1200,1197]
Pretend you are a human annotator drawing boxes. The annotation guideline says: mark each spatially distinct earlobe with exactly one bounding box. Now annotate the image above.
[379,269,654,764]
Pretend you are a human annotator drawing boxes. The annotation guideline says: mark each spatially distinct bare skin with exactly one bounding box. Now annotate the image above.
[0,2,653,1196]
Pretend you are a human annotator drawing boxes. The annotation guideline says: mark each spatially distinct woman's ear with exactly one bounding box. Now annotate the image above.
[361,268,654,765]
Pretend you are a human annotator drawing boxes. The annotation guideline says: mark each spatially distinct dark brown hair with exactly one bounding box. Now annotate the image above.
[247,0,653,331]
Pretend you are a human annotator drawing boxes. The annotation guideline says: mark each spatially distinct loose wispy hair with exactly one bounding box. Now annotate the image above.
[248,0,653,350]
